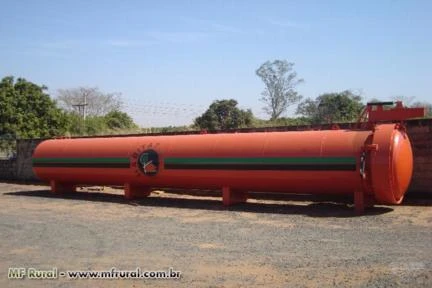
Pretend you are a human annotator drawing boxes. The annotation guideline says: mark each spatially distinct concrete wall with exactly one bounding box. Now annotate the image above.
[406,119,432,194]
[0,159,16,180]
[15,139,44,181]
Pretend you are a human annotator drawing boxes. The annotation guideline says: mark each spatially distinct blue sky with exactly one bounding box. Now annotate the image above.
[1,0,431,126]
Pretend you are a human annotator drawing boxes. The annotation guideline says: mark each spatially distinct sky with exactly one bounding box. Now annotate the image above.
[1,0,431,127]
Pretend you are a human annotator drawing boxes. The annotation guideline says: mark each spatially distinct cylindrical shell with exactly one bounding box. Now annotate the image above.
[32,123,413,204]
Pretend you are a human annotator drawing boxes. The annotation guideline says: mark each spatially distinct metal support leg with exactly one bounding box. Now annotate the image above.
[354,190,365,215]
[222,186,248,206]
[50,180,75,194]
[124,183,151,200]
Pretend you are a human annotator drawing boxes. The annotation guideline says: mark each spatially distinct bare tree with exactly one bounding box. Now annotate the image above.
[256,60,303,120]
[57,87,123,117]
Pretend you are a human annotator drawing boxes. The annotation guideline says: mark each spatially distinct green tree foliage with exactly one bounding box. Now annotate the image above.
[255,117,312,127]
[67,113,108,136]
[142,125,194,134]
[256,60,303,120]
[194,99,253,130]
[0,76,69,142]
[66,110,138,136]
[296,90,364,124]
[104,110,137,130]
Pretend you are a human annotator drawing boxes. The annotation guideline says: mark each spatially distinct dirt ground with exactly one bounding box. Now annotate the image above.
[0,182,431,288]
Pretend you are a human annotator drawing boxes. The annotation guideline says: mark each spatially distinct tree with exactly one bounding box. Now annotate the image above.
[66,110,139,136]
[256,60,303,120]
[252,116,312,127]
[296,90,364,124]
[57,87,122,117]
[194,99,253,130]
[104,110,138,130]
[0,76,69,142]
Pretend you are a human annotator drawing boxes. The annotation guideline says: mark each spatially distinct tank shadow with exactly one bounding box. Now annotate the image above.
[400,194,432,206]
[4,189,394,218]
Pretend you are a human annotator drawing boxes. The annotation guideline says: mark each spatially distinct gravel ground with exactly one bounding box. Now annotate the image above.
[0,182,431,288]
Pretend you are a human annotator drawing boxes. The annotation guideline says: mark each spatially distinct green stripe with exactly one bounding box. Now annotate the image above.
[164,157,356,165]
[32,157,130,164]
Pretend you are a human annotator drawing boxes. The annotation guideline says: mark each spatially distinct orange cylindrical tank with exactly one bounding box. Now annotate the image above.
[32,123,413,213]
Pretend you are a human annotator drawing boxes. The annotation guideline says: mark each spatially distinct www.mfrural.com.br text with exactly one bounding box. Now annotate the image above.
[8,267,181,280]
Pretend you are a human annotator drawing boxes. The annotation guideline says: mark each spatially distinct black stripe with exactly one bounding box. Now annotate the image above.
[33,163,130,168]
[164,163,356,171]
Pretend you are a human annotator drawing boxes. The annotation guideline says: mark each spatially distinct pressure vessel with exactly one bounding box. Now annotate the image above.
[32,123,413,213]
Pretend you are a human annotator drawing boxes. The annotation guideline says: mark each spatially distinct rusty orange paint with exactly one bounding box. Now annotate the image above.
[32,123,413,213]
